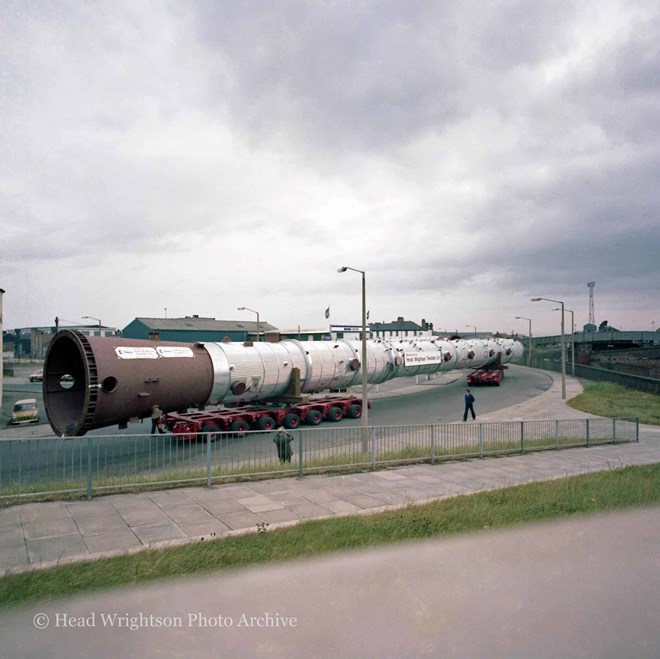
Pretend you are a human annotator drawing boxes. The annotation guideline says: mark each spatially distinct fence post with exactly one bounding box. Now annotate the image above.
[206,432,212,487]
[520,421,524,454]
[586,419,590,447]
[430,425,435,464]
[555,420,559,449]
[298,430,304,478]
[86,435,93,500]
[479,423,484,458]
[371,428,376,471]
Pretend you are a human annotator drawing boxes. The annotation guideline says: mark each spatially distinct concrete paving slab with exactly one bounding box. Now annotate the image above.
[21,516,80,541]
[131,523,187,544]
[0,508,22,533]
[255,509,305,525]
[18,501,72,522]
[219,510,266,531]
[70,514,129,537]
[0,527,27,550]
[26,534,89,564]
[83,531,142,555]
[108,505,172,527]
[287,502,335,519]
[65,500,119,518]
[147,490,197,506]
[343,493,389,509]
[175,519,232,538]
[0,545,29,571]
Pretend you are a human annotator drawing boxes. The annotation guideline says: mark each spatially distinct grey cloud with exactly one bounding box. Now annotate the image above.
[189,1,590,157]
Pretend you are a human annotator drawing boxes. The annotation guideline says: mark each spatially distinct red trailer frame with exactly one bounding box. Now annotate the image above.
[162,395,368,440]
[466,368,503,386]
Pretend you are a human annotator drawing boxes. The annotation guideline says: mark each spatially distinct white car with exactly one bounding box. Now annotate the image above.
[29,370,44,383]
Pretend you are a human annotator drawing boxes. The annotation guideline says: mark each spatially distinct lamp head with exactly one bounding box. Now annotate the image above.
[237,306,245,310]
[337,266,347,273]
[531,298,542,302]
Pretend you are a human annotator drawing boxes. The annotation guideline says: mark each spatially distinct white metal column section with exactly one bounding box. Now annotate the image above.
[299,341,358,393]
[201,342,232,403]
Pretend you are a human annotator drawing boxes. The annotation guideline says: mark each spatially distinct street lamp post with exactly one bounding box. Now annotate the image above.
[237,307,261,342]
[338,266,369,450]
[465,324,477,335]
[515,316,532,367]
[554,308,575,376]
[531,297,566,399]
[82,315,102,327]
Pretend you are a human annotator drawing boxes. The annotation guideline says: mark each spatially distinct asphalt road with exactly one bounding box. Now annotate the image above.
[366,366,551,425]
[0,367,551,487]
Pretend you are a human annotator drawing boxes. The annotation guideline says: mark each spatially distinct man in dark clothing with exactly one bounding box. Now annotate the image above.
[463,390,476,421]
[273,427,294,463]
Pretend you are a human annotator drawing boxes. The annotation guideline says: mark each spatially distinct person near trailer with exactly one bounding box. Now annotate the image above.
[273,426,294,463]
[463,390,476,422]
[151,404,165,434]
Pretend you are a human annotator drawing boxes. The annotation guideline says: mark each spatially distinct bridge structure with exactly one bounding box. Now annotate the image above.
[530,330,660,350]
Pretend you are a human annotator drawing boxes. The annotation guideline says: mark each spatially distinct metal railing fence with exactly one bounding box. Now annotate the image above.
[0,417,639,502]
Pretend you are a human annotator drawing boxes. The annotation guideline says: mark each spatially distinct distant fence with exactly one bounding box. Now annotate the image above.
[529,356,660,395]
[0,418,638,503]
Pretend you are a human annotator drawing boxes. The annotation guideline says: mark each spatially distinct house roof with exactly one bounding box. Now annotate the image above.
[131,317,278,333]
[369,319,423,331]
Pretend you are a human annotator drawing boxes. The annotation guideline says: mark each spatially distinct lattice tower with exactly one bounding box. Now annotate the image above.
[587,281,596,325]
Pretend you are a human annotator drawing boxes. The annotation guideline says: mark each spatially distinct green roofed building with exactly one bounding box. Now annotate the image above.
[121,316,278,343]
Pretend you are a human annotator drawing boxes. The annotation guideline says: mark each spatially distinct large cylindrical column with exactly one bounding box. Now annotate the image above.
[44,330,524,436]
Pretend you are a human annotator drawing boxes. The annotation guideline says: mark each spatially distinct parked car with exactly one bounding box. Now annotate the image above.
[9,399,40,425]
[29,370,44,382]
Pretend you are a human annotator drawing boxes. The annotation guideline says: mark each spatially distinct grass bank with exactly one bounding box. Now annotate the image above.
[1,463,658,609]
[568,381,660,425]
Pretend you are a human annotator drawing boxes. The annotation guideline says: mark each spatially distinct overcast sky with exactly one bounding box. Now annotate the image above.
[1,0,659,338]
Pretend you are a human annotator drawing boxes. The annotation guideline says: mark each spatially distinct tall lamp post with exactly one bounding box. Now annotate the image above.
[338,266,369,449]
[515,316,532,367]
[531,297,566,399]
[237,307,261,342]
[465,324,477,335]
[554,307,575,376]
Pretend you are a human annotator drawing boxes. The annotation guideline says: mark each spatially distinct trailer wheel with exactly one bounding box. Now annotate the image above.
[202,424,220,443]
[327,406,343,422]
[230,420,249,436]
[347,404,362,419]
[283,413,300,429]
[257,416,276,431]
[305,409,322,426]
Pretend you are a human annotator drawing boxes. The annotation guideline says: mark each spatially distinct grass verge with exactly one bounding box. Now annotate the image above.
[1,462,658,609]
[568,381,660,425]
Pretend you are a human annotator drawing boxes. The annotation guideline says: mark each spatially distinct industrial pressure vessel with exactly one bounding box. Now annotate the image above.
[43,329,523,436]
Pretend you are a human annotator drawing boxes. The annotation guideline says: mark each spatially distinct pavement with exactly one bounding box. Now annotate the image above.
[1,367,659,657]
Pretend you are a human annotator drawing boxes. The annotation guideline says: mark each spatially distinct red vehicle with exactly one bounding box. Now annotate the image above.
[467,368,503,386]
[162,395,367,440]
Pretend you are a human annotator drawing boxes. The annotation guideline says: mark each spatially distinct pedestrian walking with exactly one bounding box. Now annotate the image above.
[273,426,294,463]
[463,389,476,421]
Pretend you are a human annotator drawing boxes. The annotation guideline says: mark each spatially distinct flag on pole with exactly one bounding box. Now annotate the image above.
[325,307,330,319]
